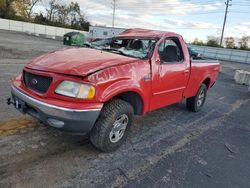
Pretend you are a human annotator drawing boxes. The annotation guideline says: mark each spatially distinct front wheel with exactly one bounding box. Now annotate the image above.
[90,99,134,152]
[186,84,207,112]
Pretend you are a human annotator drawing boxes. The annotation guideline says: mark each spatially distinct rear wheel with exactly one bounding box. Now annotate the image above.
[90,99,134,152]
[186,84,207,112]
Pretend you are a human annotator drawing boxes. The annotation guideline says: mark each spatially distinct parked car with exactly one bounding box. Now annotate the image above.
[188,47,202,59]
[8,29,220,152]
[63,32,86,46]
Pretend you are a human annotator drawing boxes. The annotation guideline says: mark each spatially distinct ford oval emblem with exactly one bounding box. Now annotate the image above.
[31,78,38,85]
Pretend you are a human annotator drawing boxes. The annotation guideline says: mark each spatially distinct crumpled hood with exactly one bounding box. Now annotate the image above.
[25,48,138,77]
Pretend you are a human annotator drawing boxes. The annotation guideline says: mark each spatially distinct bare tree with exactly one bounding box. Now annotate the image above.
[68,1,81,25]
[27,0,41,18]
[55,4,70,25]
[34,0,90,30]
[46,0,57,22]
[14,0,41,20]
[239,36,250,50]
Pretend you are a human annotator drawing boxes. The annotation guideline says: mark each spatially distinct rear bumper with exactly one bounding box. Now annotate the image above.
[11,86,102,134]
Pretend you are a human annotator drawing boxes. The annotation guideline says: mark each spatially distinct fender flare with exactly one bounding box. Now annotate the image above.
[100,82,148,114]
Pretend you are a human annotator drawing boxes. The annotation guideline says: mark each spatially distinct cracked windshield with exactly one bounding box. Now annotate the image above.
[87,38,156,59]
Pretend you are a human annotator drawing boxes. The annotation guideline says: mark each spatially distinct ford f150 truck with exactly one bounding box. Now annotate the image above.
[8,29,220,152]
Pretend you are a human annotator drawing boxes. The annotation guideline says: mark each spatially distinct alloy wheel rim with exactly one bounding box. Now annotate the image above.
[197,89,205,107]
[109,114,129,143]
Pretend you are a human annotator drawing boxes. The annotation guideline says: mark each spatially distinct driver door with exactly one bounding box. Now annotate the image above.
[150,37,190,110]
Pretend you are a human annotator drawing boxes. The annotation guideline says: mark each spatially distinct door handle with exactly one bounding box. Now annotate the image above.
[156,59,161,63]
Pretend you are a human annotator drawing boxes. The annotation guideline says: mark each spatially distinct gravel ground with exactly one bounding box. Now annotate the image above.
[0,30,250,188]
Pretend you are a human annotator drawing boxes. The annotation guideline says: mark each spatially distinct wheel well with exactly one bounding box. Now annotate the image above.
[113,91,143,115]
[203,78,211,88]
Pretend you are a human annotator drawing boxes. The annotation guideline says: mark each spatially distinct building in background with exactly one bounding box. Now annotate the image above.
[89,26,126,39]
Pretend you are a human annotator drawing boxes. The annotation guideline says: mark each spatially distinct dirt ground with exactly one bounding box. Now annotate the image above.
[0,30,250,188]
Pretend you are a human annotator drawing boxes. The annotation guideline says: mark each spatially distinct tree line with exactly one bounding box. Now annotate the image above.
[192,36,250,51]
[0,0,90,31]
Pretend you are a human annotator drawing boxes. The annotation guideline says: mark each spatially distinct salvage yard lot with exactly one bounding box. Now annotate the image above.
[0,30,250,188]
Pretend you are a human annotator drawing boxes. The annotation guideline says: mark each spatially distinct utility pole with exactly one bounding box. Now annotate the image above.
[220,0,232,46]
[112,0,117,27]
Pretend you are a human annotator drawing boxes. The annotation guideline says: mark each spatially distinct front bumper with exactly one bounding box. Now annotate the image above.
[10,86,102,134]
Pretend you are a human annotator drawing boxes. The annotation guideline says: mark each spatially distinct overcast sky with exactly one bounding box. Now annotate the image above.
[37,0,250,42]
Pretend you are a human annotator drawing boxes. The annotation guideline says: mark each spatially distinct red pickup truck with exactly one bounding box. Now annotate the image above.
[9,29,219,152]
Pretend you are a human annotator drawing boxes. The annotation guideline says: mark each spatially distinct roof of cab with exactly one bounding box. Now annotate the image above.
[116,28,178,39]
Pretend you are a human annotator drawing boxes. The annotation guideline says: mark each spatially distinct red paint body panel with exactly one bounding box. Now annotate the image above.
[25,48,138,77]
[117,28,176,39]
[184,62,220,97]
[12,29,220,115]
[12,74,103,110]
[149,33,190,110]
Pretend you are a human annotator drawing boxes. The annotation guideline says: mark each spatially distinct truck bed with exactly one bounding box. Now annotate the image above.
[184,59,220,98]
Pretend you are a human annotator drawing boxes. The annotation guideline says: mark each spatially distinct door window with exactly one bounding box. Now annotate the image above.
[158,38,184,63]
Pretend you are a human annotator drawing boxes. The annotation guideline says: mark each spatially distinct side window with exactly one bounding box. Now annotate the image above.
[158,38,184,63]
[111,39,123,48]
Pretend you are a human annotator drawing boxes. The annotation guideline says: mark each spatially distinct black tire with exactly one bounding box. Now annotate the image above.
[90,99,134,152]
[186,84,207,112]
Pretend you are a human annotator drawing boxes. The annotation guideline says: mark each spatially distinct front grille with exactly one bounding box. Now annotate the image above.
[23,71,52,94]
